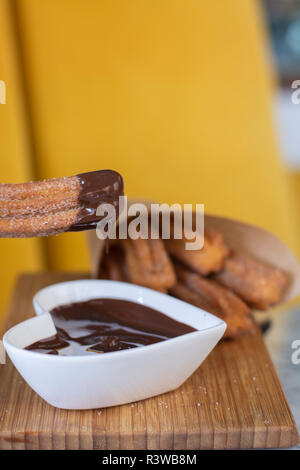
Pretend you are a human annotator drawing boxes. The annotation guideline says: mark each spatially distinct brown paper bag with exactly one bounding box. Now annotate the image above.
[86,199,300,304]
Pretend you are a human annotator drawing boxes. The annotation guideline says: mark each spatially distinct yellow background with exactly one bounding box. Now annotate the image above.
[0,0,299,322]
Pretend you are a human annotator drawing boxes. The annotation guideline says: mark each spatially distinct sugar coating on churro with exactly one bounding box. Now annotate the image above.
[164,228,229,275]
[121,238,176,291]
[213,252,288,310]
[170,265,254,339]
[98,238,176,292]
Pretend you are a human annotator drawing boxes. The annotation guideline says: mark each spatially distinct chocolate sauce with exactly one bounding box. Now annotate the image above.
[70,170,124,231]
[26,299,195,356]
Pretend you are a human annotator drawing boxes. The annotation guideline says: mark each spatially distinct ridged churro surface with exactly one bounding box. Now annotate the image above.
[164,228,229,275]
[98,238,175,292]
[0,170,123,237]
[214,252,287,310]
[170,264,254,339]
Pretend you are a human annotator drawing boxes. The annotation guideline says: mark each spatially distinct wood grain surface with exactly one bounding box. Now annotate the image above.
[0,273,298,449]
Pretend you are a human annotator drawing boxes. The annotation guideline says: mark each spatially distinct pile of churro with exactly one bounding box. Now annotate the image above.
[98,226,288,339]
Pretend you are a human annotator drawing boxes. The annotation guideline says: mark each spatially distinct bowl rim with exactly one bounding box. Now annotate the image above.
[33,278,224,319]
[3,318,226,362]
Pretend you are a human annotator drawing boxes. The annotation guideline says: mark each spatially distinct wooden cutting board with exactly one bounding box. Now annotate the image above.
[0,273,298,450]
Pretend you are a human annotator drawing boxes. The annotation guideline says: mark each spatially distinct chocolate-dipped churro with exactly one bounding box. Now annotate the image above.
[0,170,123,237]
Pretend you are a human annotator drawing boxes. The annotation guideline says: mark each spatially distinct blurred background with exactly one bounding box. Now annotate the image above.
[0,0,300,324]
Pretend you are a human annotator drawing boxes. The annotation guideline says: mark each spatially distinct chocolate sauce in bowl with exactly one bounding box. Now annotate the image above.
[25,298,195,356]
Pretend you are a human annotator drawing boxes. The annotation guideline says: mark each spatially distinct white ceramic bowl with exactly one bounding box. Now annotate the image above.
[4,280,226,410]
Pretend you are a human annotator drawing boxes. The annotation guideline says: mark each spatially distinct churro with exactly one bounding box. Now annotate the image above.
[213,252,288,310]
[164,227,229,275]
[99,238,176,292]
[99,244,130,283]
[121,238,176,291]
[170,264,254,339]
[0,170,123,237]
